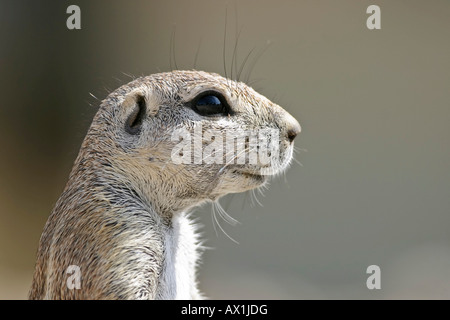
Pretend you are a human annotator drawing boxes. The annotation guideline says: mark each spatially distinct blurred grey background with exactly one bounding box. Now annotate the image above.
[1,0,449,299]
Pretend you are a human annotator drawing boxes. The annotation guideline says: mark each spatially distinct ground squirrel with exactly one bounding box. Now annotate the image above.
[29,70,301,299]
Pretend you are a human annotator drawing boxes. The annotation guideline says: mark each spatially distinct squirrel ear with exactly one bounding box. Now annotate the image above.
[124,92,146,135]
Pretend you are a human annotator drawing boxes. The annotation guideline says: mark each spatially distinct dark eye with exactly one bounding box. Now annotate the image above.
[191,91,231,117]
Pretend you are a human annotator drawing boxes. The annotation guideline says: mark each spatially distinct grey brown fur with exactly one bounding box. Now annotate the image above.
[29,70,300,299]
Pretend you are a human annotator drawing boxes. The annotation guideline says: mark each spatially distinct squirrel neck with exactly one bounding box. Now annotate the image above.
[31,157,203,299]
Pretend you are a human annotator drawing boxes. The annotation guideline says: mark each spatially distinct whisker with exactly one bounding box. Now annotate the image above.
[251,189,263,207]
[230,26,243,81]
[120,72,135,80]
[193,37,203,70]
[293,146,308,153]
[245,40,272,84]
[257,185,267,198]
[246,78,266,89]
[170,25,178,70]
[88,92,99,100]
[237,46,256,83]
[215,200,240,226]
[211,203,219,237]
[233,0,240,79]
[283,169,288,184]
[222,7,228,80]
[212,202,239,244]
[169,27,173,70]
[291,157,303,167]
[223,193,235,212]
[242,190,250,211]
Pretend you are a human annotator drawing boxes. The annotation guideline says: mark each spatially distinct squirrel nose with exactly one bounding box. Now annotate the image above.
[286,117,301,143]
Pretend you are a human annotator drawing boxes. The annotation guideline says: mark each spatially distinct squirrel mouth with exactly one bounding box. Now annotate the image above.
[233,169,267,183]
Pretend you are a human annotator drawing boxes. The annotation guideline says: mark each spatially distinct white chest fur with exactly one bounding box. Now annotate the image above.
[156,213,203,299]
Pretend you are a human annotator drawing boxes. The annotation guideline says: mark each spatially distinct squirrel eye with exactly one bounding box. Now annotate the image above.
[192,92,230,117]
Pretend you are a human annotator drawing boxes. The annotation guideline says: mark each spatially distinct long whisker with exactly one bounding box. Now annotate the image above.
[215,199,240,226]
[257,184,267,198]
[246,77,265,88]
[293,146,308,153]
[292,146,306,167]
[237,46,256,83]
[222,7,228,80]
[245,40,272,83]
[251,189,263,207]
[223,193,235,212]
[211,203,219,237]
[169,25,179,71]
[193,37,203,70]
[291,156,303,167]
[212,202,239,244]
[233,0,240,79]
[172,27,178,70]
[230,27,243,81]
